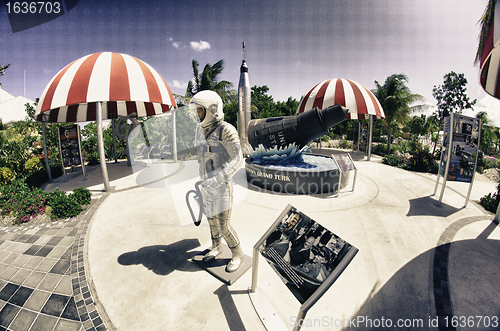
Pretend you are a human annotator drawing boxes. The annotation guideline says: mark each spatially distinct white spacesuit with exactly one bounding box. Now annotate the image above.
[190,90,244,273]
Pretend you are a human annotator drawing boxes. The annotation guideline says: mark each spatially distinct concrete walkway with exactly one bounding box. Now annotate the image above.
[0,149,499,330]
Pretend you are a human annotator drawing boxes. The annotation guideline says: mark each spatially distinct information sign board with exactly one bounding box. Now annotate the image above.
[257,205,356,304]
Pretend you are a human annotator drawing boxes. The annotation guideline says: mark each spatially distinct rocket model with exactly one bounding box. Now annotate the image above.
[237,42,251,151]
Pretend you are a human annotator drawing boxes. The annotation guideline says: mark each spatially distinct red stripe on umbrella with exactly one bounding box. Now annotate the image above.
[363,84,383,118]
[297,81,321,114]
[312,79,331,109]
[334,79,346,109]
[110,53,131,101]
[347,79,368,117]
[66,53,100,105]
[40,59,76,114]
[134,57,162,104]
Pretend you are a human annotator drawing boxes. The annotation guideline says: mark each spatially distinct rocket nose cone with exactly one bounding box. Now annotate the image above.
[240,60,248,73]
[320,104,349,130]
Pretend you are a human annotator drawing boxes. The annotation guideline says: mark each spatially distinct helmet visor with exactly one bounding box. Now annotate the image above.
[189,102,206,122]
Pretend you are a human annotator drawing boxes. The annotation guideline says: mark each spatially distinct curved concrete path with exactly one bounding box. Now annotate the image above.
[0,150,498,331]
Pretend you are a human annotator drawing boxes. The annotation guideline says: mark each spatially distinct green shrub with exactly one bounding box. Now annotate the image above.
[397,140,411,153]
[336,139,352,149]
[46,189,82,219]
[382,154,405,167]
[479,183,500,214]
[24,157,42,175]
[70,187,91,205]
[373,143,398,156]
[84,151,100,166]
[0,167,15,185]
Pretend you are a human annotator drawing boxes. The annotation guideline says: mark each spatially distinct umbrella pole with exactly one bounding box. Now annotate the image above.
[367,115,373,161]
[41,119,53,183]
[96,102,111,192]
[112,117,117,163]
[172,108,178,162]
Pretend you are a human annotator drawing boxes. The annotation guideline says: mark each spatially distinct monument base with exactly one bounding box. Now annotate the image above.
[192,244,252,285]
[245,154,350,194]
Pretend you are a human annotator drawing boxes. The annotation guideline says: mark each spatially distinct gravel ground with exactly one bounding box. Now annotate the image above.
[0,201,93,229]
[0,213,55,228]
[481,168,500,183]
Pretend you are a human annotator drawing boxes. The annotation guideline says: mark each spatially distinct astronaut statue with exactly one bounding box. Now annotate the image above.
[190,90,244,273]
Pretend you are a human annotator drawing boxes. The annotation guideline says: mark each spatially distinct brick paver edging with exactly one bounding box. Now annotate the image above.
[432,215,495,331]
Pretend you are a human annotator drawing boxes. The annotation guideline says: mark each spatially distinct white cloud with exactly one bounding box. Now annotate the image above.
[190,40,211,52]
[472,91,500,127]
[172,80,186,89]
[172,42,182,49]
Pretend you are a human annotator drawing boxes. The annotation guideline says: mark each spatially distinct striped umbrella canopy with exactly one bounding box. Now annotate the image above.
[296,78,385,119]
[480,45,500,99]
[34,52,177,122]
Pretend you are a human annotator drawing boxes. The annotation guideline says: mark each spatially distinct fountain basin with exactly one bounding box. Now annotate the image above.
[245,154,350,194]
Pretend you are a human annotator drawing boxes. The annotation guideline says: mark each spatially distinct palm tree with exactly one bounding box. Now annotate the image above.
[186,59,235,104]
[373,74,424,153]
[0,63,10,87]
[475,0,496,66]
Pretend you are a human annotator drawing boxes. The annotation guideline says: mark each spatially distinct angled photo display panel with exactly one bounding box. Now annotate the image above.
[332,153,356,172]
[439,113,480,182]
[58,124,82,167]
[258,205,356,304]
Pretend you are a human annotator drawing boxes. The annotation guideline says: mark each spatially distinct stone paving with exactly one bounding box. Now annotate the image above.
[0,155,498,330]
[0,196,110,331]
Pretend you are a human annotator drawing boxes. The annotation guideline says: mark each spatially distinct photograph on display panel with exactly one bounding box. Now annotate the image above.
[258,205,355,304]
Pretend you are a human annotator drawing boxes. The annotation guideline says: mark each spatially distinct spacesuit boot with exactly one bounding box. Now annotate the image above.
[226,244,244,273]
[203,236,223,263]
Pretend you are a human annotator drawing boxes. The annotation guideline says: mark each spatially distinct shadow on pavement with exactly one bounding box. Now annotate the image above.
[117,238,203,275]
[214,285,248,331]
[344,236,500,330]
[406,195,462,217]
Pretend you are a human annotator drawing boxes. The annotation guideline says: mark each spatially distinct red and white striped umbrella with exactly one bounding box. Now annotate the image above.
[296,78,385,119]
[34,52,177,122]
[480,44,500,99]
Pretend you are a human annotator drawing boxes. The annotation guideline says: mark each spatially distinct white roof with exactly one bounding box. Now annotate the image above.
[0,88,35,125]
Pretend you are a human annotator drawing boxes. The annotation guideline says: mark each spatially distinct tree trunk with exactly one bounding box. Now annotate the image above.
[386,128,392,154]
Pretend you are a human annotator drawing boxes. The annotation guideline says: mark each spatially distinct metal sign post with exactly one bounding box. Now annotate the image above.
[41,114,52,183]
[464,120,481,206]
[368,115,373,161]
[437,114,454,206]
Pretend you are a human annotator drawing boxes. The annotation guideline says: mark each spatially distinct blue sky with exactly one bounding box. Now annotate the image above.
[2,0,499,124]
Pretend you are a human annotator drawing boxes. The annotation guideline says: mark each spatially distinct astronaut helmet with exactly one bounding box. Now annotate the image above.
[190,90,224,127]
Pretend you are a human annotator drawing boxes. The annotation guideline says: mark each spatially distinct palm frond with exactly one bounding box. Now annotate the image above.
[475,0,496,65]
